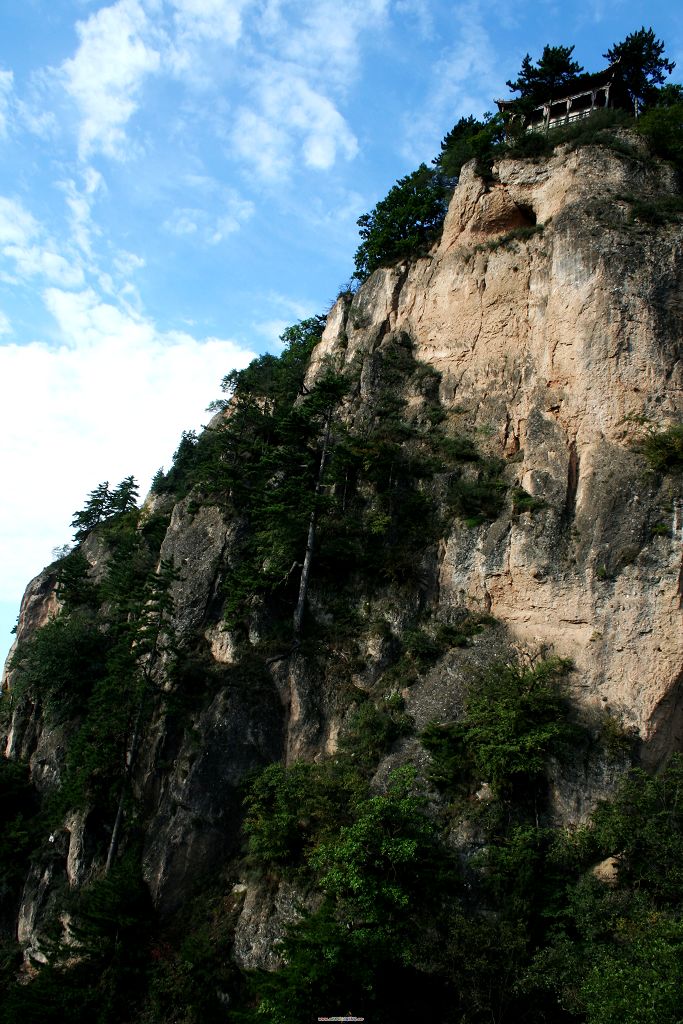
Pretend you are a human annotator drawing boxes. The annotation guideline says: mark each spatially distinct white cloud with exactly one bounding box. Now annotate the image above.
[0,196,84,287]
[59,170,105,258]
[0,69,13,137]
[165,0,254,82]
[113,250,146,276]
[0,288,256,601]
[163,189,253,242]
[223,0,390,180]
[232,71,358,179]
[0,311,11,336]
[61,0,162,159]
[169,0,250,44]
[257,0,389,88]
[164,208,200,236]
[0,197,39,247]
[4,246,85,288]
[252,291,317,349]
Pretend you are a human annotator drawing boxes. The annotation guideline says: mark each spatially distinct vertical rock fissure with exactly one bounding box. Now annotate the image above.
[562,441,580,524]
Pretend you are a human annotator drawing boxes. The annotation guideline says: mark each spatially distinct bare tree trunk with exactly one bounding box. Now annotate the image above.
[293,412,331,639]
[105,702,143,874]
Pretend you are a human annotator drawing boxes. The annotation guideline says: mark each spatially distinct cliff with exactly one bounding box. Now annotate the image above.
[1,136,682,1022]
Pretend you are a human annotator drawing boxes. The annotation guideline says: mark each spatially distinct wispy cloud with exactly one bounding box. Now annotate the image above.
[232,70,358,179]
[61,0,162,160]
[24,0,389,179]
[226,0,389,180]
[167,0,252,78]
[0,195,84,288]
[401,1,501,163]
[257,0,390,88]
[0,69,13,137]
[252,290,317,349]
[59,168,105,258]
[163,188,254,242]
[0,311,11,336]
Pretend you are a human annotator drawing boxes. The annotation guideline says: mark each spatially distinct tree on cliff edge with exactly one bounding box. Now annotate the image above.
[604,27,675,113]
[506,44,584,105]
[353,164,449,282]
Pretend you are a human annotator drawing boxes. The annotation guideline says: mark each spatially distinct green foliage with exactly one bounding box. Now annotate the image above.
[70,478,139,541]
[526,756,683,1020]
[1,854,155,1024]
[352,164,450,281]
[9,612,110,721]
[310,766,445,929]
[423,658,576,797]
[512,486,546,514]
[637,101,683,167]
[638,424,683,471]
[480,225,544,250]
[580,915,683,1024]
[403,626,443,666]
[604,26,676,112]
[58,559,178,816]
[0,760,41,910]
[447,457,507,526]
[434,113,505,179]
[54,550,98,610]
[590,758,683,905]
[339,695,413,771]
[141,906,237,1024]
[506,44,584,105]
[243,761,363,873]
[239,768,453,1024]
[150,430,199,496]
[505,108,633,160]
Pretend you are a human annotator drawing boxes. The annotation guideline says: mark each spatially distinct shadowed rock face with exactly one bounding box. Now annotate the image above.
[2,139,682,952]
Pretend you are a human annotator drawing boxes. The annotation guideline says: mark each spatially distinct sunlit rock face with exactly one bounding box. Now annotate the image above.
[310,143,682,758]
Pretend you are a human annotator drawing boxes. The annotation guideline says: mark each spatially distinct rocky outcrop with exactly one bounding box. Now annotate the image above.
[309,141,682,755]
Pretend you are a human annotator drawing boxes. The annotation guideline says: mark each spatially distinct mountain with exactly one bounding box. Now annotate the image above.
[1,130,682,1023]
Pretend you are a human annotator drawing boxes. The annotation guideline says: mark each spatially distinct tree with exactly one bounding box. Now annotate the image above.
[506,44,584,105]
[353,164,450,281]
[434,113,504,179]
[604,27,675,113]
[70,477,139,540]
[71,481,110,540]
[107,476,139,516]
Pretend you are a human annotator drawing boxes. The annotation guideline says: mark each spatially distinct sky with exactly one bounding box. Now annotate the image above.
[0,0,680,669]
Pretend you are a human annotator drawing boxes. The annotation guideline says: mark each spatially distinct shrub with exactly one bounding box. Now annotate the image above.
[511,487,546,514]
[639,424,683,471]
[448,458,507,525]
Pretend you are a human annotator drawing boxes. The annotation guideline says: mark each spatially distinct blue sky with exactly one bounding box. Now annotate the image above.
[1,0,680,669]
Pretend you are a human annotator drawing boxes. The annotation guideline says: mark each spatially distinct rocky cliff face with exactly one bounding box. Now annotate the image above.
[2,139,682,984]
[310,141,682,761]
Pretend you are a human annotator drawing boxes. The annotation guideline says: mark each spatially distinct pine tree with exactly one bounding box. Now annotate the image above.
[604,27,675,114]
[70,481,111,540]
[107,476,139,516]
[506,44,584,105]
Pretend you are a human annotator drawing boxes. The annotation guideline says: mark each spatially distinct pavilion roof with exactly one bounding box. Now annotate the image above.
[495,63,621,112]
